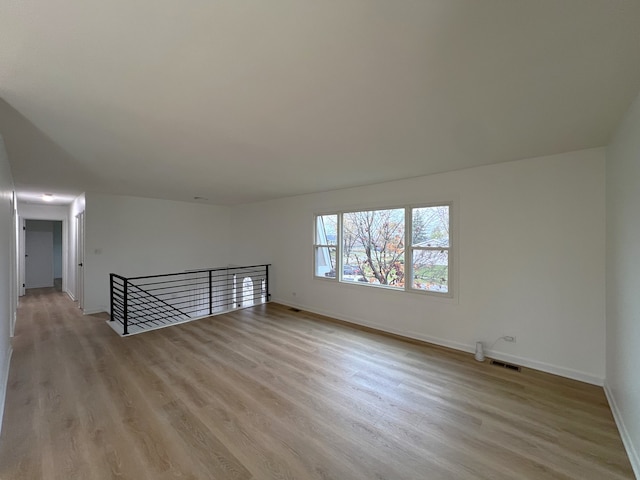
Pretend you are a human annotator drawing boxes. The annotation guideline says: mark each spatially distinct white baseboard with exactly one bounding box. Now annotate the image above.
[66,290,76,301]
[604,382,640,479]
[0,346,13,437]
[82,308,106,316]
[272,298,604,386]
[482,350,604,386]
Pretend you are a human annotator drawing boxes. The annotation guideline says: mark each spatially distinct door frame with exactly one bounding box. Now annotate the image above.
[18,217,25,297]
[10,192,18,336]
[24,221,55,288]
[18,216,68,297]
[75,211,85,310]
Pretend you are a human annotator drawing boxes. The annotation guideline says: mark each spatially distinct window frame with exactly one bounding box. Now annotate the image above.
[407,204,452,296]
[313,213,339,280]
[313,202,453,298]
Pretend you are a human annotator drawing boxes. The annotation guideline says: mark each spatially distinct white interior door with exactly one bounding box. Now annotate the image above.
[25,227,54,289]
[19,218,25,296]
[76,212,85,310]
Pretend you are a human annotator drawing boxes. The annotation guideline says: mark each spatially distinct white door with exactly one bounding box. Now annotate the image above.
[19,218,25,296]
[76,212,85,310]
[25,227,54,289]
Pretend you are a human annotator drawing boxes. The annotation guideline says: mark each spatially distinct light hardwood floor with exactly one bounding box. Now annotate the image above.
[0,288,633,479]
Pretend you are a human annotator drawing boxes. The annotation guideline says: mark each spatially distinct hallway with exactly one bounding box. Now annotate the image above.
[0,290,634,479]
[0,288,117,479]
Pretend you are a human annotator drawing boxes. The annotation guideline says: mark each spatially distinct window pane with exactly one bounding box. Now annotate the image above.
[315,246,336,277]
[316,215,337,245]
[412,249,448,292]
[343,209,405,288]
[412,206,449,247]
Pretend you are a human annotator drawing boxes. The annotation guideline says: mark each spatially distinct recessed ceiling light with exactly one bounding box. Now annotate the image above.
[42,193,54,202]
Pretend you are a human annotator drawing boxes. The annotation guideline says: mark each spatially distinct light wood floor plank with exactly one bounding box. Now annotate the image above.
[0,288,634,479]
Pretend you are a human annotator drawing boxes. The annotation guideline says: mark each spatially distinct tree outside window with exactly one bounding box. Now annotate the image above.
[342,209,405,287]
[411,206,449,293]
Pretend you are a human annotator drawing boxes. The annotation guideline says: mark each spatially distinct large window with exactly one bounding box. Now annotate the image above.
[314,204,451,295]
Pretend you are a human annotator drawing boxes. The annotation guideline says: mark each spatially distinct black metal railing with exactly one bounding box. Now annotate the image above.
[110,264,271,335]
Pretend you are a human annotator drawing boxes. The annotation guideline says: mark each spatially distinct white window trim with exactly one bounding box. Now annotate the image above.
[313,213,339,280]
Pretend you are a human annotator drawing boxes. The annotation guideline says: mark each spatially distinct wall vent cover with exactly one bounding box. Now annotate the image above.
[490,359,521,372]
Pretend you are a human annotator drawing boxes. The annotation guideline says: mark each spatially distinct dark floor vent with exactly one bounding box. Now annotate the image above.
[490,359,521,372]
[289,307,301,312]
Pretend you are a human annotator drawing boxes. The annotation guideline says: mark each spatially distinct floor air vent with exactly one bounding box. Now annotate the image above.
[490,359,521,372]
[289,308,301,312]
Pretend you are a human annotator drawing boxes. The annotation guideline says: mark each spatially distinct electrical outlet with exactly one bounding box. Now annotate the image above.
[503,336,516,343]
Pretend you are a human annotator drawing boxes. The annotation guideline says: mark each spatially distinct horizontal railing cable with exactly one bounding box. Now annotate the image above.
[124,264,270,281]
[110,264,270,335]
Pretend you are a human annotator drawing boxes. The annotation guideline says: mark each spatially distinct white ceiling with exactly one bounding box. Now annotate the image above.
[1,1,640,205]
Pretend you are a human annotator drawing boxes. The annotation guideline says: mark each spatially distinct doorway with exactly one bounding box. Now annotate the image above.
[24,219,63,291]
[241,277,253,307]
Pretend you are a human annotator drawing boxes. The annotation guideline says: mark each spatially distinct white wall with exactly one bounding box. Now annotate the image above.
[605,91,640,477]
[0,136,16,433]
[83,193,232,314]
[18,203,69,219]
[231,148,606,384]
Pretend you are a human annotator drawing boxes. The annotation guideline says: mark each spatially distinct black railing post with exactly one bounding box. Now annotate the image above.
[110,274,114,322]
[123,280,129,335]
[266,264,271,301]
[208,270,213,315]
